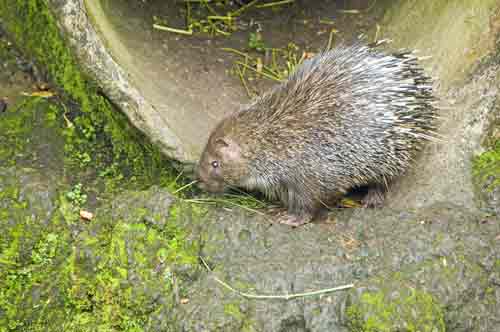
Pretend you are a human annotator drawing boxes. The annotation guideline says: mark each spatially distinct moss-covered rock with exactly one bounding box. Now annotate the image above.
[0,167,70,331]
[346,287,445,332]
[62,190,201,331]
[0,0,180,187]
[0,97,64,170]
[473,135,500,213]
[0,48,202,331]
[472,99,500,214]
[0,165,202,331]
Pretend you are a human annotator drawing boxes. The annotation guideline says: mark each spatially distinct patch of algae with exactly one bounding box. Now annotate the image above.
[0,0,179,188]
[0,171,203,330]
[0,97,62,167]
[346,287,445,332]
[0,100,36,166]
[473,139,500,193]
[345,242,497,332]
[0,168,72,331]
[223,302,256,332]
[472,91,499,210]
[65,215,192,330]
[0,23,202,332]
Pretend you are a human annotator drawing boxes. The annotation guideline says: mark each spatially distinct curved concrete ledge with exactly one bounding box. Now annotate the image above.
[48,0,187,160]
[48,0,253,162]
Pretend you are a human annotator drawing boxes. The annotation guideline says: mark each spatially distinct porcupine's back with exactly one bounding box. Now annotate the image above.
[223,42,437,200]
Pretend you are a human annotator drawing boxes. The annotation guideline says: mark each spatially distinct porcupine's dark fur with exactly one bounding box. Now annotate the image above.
[196,40,437,226]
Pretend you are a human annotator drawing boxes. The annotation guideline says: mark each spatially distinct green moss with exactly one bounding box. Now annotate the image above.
[0,171,73,332]
[0,173,203,331]
[0,0,181,190]
[65,222,163,330]
[223,302,256,332]
[164,203,204,265]
[224,303,244,320]
[0,3,205,328]
[473,140,500,193]
[346,288,445,332]
[0,95,201,331]
[0,98,39,167]
[60,198,201,330]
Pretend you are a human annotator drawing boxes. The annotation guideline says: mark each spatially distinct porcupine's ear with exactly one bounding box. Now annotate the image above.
[216,137,241,162]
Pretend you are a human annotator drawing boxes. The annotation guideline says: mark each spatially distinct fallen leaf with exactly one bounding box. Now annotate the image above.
[339,198,361,208]
[80,210,94,221]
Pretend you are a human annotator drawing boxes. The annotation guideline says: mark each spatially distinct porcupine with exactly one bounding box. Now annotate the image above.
[196,40,437,226]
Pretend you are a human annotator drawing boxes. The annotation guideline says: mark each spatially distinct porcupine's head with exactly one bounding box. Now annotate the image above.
[196,116,249,193]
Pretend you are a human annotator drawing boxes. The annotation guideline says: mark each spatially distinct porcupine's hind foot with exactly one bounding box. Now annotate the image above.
[264,206,313,227]
[361,184,387,208]
[277,212,313,227]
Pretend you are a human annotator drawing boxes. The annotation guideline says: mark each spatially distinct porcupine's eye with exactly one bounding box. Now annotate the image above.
[211,160,219,169]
